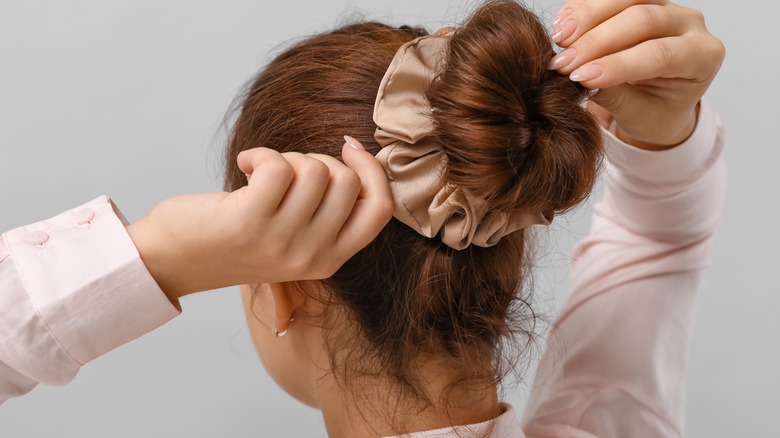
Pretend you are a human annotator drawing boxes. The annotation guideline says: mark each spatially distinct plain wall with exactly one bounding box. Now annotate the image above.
[0,0,776,436]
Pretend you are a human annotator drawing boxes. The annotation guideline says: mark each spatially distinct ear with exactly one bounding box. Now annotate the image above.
[268,282,297,335]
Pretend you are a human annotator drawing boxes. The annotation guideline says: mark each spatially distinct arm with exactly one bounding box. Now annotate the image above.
[0,142,393,404]
[523,1,726,434]
[0,197,179,404]
[523,101,726,437]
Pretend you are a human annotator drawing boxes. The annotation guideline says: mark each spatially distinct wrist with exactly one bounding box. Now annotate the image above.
[126,216,186,307]
[127,193,253,303]
[616,103,700,151]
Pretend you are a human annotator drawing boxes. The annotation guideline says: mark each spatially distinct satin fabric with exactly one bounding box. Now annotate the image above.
[373,28,551,250]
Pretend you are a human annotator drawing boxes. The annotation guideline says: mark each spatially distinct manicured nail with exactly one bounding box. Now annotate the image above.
[551,19,577,44]
[587,88,601,98]
[547,48,577,70]
[570,64,603,82]
[343,135,364,151]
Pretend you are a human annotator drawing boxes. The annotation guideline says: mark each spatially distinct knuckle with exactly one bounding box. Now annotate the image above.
[377,198,396,222]
[287,259,309,278]
[709,37,727,63]
[628,5,661,29]
[307,253,338,279]
[325,164,361,195]
[285,248,316,276]
[264,239,288,259]
[321,260,342,278]
[338,169,362,194]
[650,40,675,69]
[696,37,726,80]
[685,7,706,25]
[302,157,331,182]
[264,159,294,181]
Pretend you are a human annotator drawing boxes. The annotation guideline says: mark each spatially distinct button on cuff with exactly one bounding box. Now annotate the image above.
[24,230,49,245]
[75,208,95,225]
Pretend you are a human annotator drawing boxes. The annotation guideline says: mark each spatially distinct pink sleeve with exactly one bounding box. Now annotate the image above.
[522,101,727,437]
[0,196,181,404]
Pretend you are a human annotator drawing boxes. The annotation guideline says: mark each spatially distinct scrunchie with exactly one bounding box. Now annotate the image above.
[373,28,552,250]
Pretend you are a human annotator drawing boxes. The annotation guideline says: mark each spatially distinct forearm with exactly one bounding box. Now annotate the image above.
[524,102,726,434]
[0,197,180,404]
[600,100,726,243]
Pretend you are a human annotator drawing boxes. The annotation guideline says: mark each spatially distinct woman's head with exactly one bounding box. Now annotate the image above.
[225,0,602,432]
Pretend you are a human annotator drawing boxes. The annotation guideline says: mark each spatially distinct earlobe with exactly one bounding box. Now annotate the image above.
[269,282,295,336]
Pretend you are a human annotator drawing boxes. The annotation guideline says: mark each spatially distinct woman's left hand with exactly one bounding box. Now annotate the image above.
[547,0,725,150]
[127,139,394,302]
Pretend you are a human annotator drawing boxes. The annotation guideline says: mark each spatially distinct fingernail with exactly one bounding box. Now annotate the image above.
[587,88,601,98]
[570,64,603,82]
[343,135,364,151]
[244,173,251,181]
[551,19,577,44]
[547,48,577,70]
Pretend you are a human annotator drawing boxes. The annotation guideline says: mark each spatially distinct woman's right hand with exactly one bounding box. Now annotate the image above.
[548,0,725,150]
[127,137,394,303]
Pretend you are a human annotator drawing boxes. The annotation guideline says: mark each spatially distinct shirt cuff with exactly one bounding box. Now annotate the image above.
[2,196,180,368]
[602,100,722,185]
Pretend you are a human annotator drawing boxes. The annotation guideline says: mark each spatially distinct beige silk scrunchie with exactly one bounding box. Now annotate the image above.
[373,28,553,250]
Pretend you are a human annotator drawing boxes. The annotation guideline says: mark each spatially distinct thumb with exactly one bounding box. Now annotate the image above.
[588,84,653,130]
[588,85,629,119]
[340,135,392,207]
[336,135,394,251]
[341,135,382,184]
[585,98,613,129]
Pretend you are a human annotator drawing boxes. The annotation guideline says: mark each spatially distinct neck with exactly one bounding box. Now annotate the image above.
[316,361,502,437]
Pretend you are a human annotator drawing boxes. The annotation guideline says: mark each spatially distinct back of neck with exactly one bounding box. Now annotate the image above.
[316,364,501,437]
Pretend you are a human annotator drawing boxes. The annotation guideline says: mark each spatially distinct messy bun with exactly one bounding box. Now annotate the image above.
[224,0,603,425]
[430,0,601,216]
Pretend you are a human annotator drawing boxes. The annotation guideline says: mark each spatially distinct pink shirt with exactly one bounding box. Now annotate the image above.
[0,102,726,437]
[0,197,180,403]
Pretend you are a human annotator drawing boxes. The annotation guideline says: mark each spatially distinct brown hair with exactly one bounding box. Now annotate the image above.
[224,0,602,429]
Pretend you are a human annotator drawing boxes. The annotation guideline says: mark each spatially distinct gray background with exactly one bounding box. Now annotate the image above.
[0,0,775,436]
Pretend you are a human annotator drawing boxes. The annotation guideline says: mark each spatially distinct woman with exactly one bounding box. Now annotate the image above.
[223,0,725,436]
[2,0,726,436]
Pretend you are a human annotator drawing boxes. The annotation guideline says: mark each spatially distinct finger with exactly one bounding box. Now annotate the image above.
[568,36,706,89]
[237,148,295,214]
[275,153,331,226]
[305,153,362,240]
[550,4,686,75]
[237,147,274,176]
[551,0,668,47]
[335,137,394,257]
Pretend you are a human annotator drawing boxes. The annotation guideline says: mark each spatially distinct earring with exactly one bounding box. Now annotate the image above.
[271,327,287,337]
[272,317,294,338]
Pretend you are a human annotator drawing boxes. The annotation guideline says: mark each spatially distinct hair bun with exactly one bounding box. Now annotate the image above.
[427,0,603,217]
